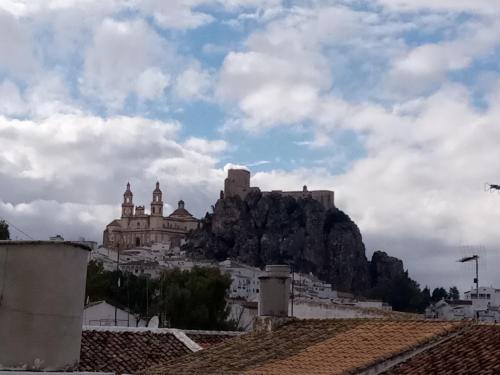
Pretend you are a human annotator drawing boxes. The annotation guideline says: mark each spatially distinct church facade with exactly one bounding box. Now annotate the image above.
[103,182,199,250]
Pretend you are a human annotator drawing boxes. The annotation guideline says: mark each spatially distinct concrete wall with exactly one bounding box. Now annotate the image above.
[0,241,90,371]
[291,299,385,319]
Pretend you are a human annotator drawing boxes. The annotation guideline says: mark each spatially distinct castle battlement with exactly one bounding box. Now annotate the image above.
[224,169,334,209]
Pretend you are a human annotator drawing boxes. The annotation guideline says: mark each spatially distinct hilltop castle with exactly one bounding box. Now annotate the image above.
[103,182,199,250]
[224,169,334,209]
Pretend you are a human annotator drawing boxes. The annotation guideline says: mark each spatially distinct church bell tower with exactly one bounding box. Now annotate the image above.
[122,182,134,218]
[151,181,163,217]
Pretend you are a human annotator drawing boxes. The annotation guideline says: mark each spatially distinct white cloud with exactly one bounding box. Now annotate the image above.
[133,0,214,29]
[377,0,500,14]
[81,18,174,109]
[184,137,227,154]
[174,66,213,101]
[0,9,38,79]
[136,67,171,101]
[387,20,500,94]
[249,83,500,289]
[0,113,229,241]
[216,4,413,132]
[0,81,25,116]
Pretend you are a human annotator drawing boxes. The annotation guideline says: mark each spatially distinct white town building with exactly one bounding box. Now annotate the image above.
[83,300,147,327]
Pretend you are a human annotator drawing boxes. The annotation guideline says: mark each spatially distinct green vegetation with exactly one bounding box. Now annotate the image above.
[85,260,236,330]
[0,220,9,240]
[367,272,460,313]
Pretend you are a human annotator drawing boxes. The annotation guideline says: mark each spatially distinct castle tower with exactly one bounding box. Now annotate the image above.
[151,181,163,216]
[224,169,251,199]
[121,182,134,218]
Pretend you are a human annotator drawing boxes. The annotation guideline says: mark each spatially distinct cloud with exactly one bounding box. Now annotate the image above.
[0,81,25,116]
[0,9,38,79]
[376,0,500,14]
[183,137,227,154]
[81,18,174,109]
[0,114,228,238]
[174,66,213,101]
[133,0,214,29]
[216,4,412,132]
[386,20,500,94]
[136,67,171,101]
[248,83,500,289]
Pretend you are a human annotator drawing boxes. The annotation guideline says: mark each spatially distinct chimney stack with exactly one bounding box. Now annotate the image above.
[0,241,90,371]
[254,265,293,331]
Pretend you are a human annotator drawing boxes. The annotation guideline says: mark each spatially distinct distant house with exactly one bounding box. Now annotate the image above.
[83,300,147,327]
[425,299,473,320]
[464,286,500,310]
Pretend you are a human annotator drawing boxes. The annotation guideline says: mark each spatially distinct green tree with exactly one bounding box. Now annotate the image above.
[154,266,234,330]
[85,261,234,330]
[431,287,448,302]
[367,271,425,313]
[85,260,156,322]
[448,286,460,301]
[0,220,9,240]
[420,286,432,310]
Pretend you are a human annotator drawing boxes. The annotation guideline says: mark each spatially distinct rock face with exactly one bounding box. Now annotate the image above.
[188,190,389,293]
[370,251,404,287]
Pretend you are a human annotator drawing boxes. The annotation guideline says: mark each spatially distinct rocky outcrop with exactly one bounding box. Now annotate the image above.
[188,190,377,293]
[370,251,404,287]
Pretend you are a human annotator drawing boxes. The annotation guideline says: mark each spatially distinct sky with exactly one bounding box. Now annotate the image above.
[1,0,500,293]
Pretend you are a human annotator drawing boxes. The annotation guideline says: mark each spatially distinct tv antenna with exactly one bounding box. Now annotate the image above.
[484,183,500,193]
[457,254,479,300]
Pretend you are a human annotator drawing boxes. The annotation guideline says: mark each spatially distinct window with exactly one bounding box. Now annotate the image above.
[136,237,140,246]
[153,207,155,214]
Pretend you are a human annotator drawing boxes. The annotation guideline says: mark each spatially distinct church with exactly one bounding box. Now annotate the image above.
[102,182,199,250]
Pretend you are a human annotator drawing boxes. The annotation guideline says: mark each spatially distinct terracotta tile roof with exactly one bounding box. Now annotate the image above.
[383,324,500,374]
[185,330,243,348]
[79,327,193,374]
[143,319,465,375]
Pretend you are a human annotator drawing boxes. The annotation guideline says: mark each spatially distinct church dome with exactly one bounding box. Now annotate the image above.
[169,200,193,218]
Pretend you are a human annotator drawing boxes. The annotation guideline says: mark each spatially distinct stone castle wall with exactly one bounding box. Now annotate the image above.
[224,169,334,208]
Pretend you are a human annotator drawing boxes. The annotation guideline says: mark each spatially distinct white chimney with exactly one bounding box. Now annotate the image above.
[0,241,90,371]
[258,265,290,317]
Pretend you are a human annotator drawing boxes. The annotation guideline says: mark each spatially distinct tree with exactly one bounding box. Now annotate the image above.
[448,286,460,301]
[0,220,9,240]
[85,260,156,322]
[367,271,425,313]
[420,286,432,310]
[85,261,235,330]
[431,287,448,302]
[154,266,234,330]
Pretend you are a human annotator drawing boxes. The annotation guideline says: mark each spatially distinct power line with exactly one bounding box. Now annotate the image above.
[0,217,34,240]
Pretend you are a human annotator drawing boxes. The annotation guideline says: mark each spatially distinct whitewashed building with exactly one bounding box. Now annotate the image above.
[83,301,147,327]
[464,286,500,310]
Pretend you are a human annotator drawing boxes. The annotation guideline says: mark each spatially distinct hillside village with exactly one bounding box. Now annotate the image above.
[1,1,500,373]
[1,168,500,375]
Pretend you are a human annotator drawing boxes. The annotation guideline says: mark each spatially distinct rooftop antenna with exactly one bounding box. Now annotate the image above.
[484,183,500,193]
[457,254,479,302]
